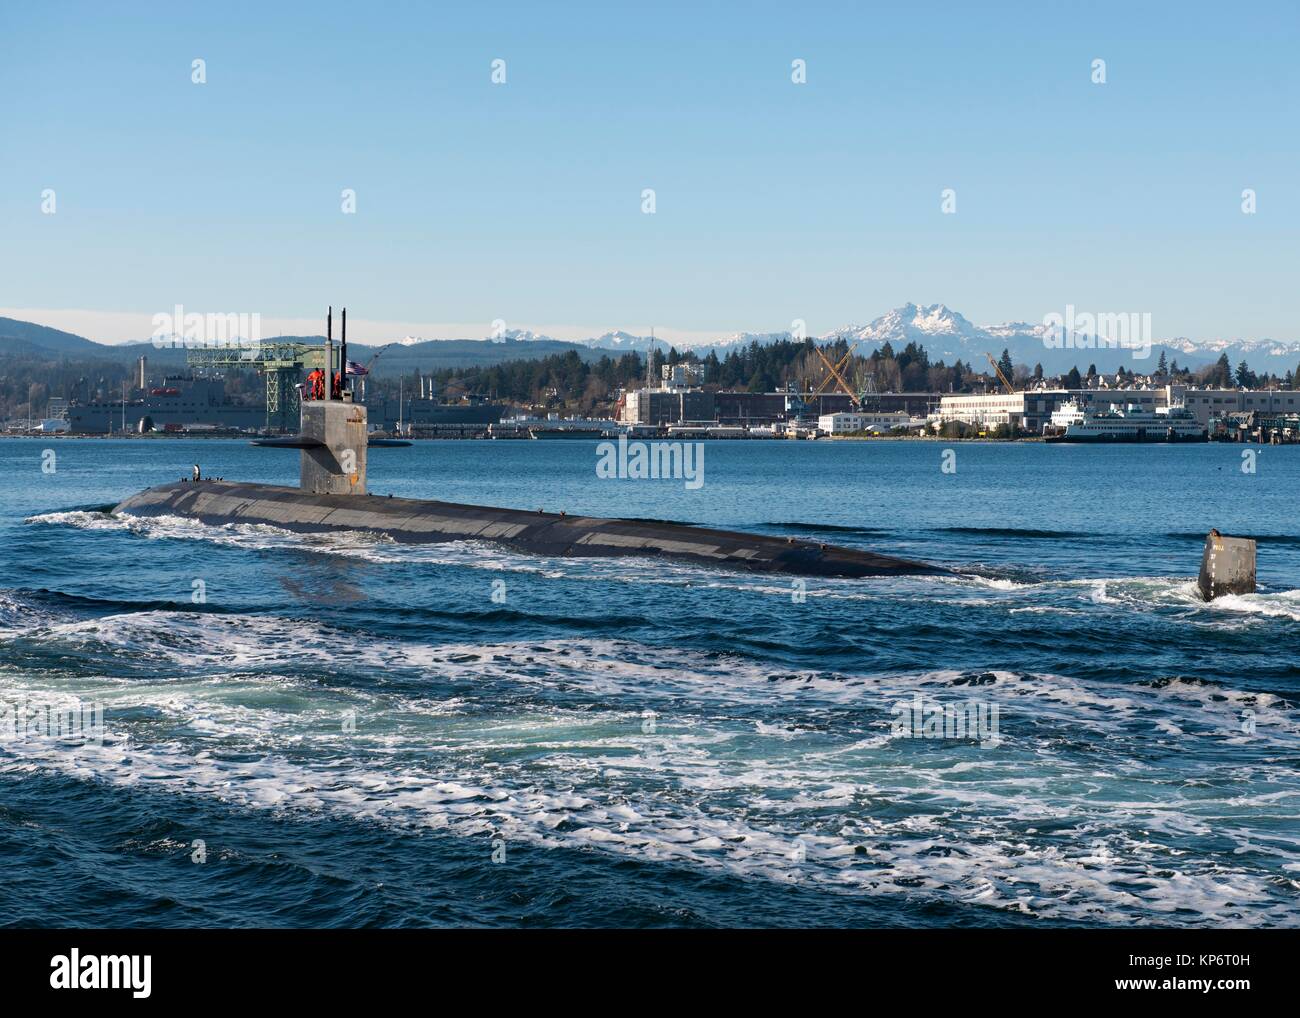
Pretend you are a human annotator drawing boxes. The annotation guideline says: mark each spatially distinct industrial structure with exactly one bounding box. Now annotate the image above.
[618,356,929,429]
[1211,410,1300,444]
[186,340,326,432]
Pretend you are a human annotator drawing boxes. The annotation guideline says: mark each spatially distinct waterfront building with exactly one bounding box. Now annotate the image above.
[934,391,1077,432]
[817,411,915,434]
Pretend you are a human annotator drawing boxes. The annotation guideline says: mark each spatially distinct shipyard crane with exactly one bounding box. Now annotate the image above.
[350,342,397,401]
[364,342,395,371]
[186,342,325,432]
[856,370,881,412]
[809,339,892,412]
[811,339,862,399]
[984,351,1018,395]
[812,345,855,398]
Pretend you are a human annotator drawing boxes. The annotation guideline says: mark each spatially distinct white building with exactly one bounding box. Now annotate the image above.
[934,391,1074,432]
[818,411,913,434]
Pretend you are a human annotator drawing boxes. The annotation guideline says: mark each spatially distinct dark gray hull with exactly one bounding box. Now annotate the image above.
[1044,432,1207,443]
[1197,532,1256,600]
[113,480,945,579]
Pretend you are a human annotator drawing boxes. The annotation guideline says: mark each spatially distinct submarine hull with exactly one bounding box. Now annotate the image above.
[113,480,945,579]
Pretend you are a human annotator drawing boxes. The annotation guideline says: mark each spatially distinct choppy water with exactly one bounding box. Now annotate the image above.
[2,437,1298,927]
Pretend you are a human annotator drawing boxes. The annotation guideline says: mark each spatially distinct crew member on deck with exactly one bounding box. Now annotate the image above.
[192,464,201,481]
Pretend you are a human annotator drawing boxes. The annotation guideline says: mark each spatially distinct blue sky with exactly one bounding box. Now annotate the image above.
[1,0,1296,344]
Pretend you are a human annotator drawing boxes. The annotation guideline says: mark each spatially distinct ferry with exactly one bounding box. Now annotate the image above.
[1045,400,1207,443]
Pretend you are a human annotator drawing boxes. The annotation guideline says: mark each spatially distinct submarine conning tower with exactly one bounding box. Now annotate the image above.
[299,305,368,495]
[300,400,368,494]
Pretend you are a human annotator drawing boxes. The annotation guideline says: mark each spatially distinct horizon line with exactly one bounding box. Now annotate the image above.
[1,305,1295,351]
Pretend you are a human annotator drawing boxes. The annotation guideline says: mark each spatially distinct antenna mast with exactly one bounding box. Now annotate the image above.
[325,306,334,401]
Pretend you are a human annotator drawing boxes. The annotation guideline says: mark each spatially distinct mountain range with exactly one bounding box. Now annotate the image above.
[3,304,1298,378]
[511,304,1300,374]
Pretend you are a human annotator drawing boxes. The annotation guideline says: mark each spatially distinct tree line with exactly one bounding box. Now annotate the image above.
[4,341,1299,420]
[392,340,1300,411]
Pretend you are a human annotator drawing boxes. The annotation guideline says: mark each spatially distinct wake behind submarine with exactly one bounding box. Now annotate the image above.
[111,310,1255,593]
[113,312,943,580]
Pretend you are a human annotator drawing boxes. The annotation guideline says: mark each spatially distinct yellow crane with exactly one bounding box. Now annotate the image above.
[812,340,860,399]
[984,351,1017,395]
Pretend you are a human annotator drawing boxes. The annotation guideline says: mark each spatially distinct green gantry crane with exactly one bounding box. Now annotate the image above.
[186,342,326,433]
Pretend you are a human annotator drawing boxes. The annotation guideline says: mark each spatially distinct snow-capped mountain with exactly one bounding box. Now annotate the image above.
[588,330,659,351]
[823,303,1079,368]
[494,328,558,343]
[483,304,1300,375]
[738,303,1296,374]
[827,303,984,345]
[1163,334,1300,359]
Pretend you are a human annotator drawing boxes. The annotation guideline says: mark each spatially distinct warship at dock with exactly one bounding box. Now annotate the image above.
[68,376,266,434]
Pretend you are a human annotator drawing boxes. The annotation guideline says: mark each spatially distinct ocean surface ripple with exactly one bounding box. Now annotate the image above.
[2,438,1297,927]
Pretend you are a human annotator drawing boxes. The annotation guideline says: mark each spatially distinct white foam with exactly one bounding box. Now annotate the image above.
[2,620,1298,926]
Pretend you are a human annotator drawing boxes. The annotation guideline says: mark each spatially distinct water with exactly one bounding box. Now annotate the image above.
[2,437,1298,928]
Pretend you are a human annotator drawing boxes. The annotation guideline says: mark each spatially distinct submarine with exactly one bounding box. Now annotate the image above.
[110,310,1254,594]
[112,310,945,580]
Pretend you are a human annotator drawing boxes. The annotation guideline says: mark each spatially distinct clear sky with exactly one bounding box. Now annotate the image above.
[1,1,1296,345]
